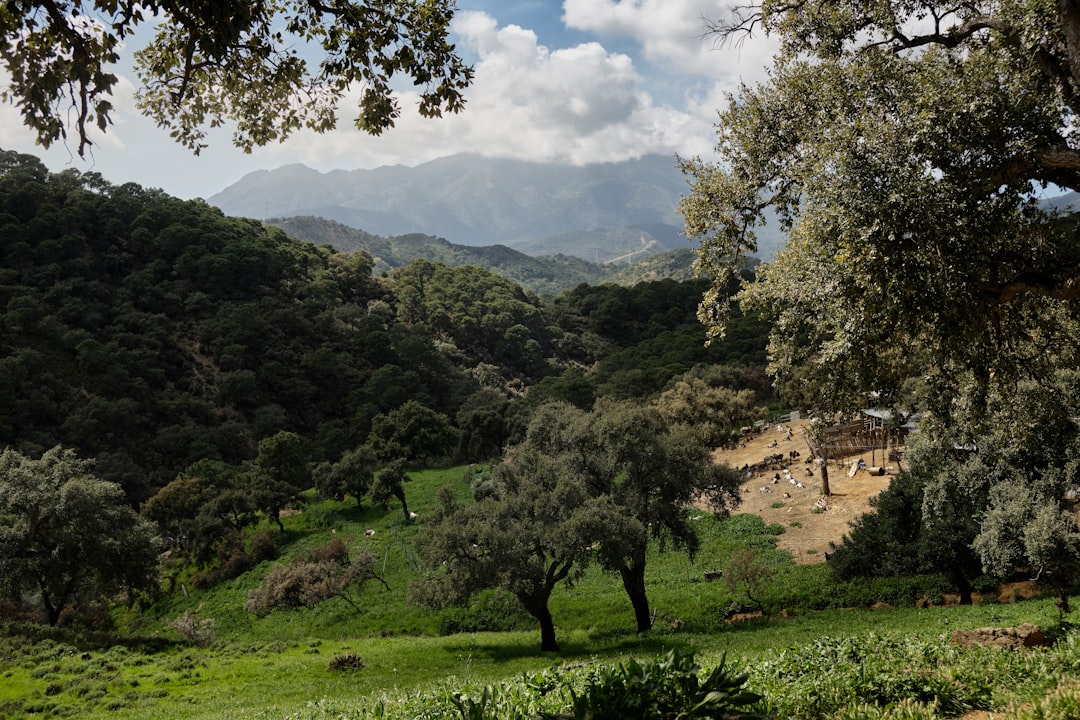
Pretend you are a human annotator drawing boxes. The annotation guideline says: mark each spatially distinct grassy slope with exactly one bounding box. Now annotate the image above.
[0,465,1072,719]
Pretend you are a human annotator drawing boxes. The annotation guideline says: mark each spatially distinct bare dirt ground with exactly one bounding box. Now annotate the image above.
[712,418,897,564]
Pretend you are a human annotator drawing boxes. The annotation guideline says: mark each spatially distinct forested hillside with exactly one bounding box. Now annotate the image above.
[0,150,770,505]
[266,216,611,294]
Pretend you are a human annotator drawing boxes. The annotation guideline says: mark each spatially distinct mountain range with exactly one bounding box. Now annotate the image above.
[265,215,699,295]
[209,153,704,261]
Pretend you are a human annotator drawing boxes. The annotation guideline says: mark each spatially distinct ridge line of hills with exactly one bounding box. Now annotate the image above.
[206,153,692,254]
[264,215,699,295]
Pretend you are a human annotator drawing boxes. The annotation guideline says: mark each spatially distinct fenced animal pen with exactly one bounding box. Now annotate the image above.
[806,410,912,465]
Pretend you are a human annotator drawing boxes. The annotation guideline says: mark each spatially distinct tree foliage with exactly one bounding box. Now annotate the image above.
[518,400,743,633]
[250,431,311,532]
[315,445,376,505]
[142,458,257,570]
[371,459,411,521]
[0,446,160,624]
[1,0,472,156]
[0,149,773,507]
[654,373,765,447]
[682,0,1080,416]
[411,448,602,652]
[831,375,1080,604]
[366,400,459,465]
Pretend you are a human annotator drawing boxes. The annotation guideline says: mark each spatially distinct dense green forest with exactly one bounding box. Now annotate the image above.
[0,149,769,506]
[266,216,700,296]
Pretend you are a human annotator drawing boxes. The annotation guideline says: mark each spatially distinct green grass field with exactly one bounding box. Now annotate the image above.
[1,465,1076,720]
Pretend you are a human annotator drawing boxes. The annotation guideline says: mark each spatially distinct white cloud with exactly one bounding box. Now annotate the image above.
[266,10,720,172]
[562,0,776,84]
[3,6,760,197]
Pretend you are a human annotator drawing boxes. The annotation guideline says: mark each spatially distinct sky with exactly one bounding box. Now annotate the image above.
[2,1,778,200]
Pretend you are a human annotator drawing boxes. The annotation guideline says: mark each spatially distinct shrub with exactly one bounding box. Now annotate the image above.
[569,649,766,719]
[245,546,388,614]
[191,539,253,588]
[724,550,774,614]
[437,589,531,635]
[303,504,342,530]
[327,654,364,673]
[169,610,215,647]
[305,538,349,565]
[248,531,279,564]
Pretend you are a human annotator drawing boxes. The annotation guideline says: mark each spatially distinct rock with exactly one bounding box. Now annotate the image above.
[950,624,1049,650]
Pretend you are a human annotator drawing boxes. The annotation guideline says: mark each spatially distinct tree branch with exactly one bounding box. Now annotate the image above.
[979,272,1080,303]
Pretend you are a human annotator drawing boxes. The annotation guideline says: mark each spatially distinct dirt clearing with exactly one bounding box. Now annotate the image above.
[712,418,896,564]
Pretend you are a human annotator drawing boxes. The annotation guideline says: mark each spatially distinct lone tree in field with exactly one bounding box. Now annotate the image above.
[411,449,604,652]
[0,447,160,624]
[523,400,742,633]
[1,0,473,156]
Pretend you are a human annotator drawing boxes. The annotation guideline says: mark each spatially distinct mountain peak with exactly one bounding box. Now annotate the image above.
[208,154,689,253]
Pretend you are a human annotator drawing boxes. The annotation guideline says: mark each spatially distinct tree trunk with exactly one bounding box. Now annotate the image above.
[955,574,973,606]
[619,562,652,633]
[397,489,410,522]
[820,458,831,497]
[517,591,560,652]
[43,595,62,626]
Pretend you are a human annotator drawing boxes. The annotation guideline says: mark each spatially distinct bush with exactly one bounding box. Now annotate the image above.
[327,653,364,672]
[169,610,215,647]
[437,589,532,635]
[305,538,349,565]
[248,530,279,564]
[191,538,254,588]
[303,504,342,531]
[569,649,766,719]
[748,634,1005,718]
[724,550,774,615]
[245,546,387,614]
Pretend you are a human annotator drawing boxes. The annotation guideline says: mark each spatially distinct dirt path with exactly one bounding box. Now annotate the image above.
[712,418,896,563]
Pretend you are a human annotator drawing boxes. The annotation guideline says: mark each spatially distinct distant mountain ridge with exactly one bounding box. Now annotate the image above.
[267,216,697,295]
[209,153,692,259]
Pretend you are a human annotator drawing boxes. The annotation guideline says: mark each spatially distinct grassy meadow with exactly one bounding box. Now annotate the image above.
[2,465,1077,720]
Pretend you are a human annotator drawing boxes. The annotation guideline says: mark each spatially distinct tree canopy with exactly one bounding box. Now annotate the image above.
[411,449,602,652]
[1,0,473,156]
[0,446,160,624]
[681,0,1080,418]
[519,400,742,633]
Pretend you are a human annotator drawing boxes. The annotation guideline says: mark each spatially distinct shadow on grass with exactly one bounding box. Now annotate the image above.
[435,625,723,665]
[0,620,178,654]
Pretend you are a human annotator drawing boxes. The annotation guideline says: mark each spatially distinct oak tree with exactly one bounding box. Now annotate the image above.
[523,400,742,633]
[411,448,603,652]
[682,0,1080,418]
[0,446,160,624]
[370,459,410,521]
[2,0,473,156]
[250,430,311,532]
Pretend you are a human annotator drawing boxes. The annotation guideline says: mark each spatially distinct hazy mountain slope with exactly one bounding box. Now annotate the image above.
[210,154,688,249]
[267,216,608,295]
